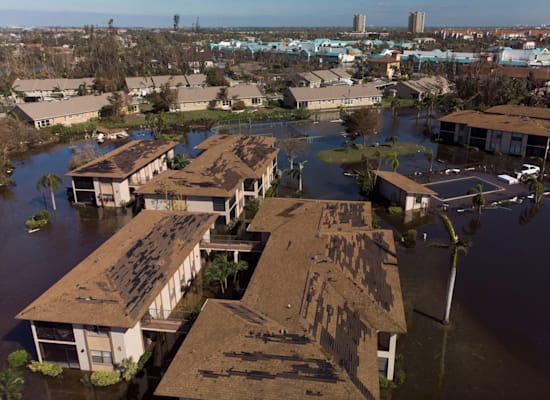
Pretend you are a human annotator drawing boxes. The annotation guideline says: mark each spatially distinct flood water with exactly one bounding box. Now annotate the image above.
[0,109,548,399]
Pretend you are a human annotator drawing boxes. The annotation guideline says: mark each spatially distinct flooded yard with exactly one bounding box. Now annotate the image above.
[0,109,548,399]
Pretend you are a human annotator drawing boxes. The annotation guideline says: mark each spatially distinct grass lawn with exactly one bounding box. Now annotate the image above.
[317,141,427,164]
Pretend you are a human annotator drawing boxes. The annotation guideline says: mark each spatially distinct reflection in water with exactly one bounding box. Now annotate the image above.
[519,202,543,226]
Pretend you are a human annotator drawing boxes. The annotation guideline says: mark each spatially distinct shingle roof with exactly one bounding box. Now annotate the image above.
[125,74,206,90]
[398,76,450,94]
[287,84,380,102]
[485,105,550,121]
[375,171,436,195]
[13,93,111,121]
[16,211,217,328]
[11,78,94,92]
[137,134,278,197]
[440,110,550,137]
[156,198,406,400]
[176,84,264,103]
[66,140,178,179]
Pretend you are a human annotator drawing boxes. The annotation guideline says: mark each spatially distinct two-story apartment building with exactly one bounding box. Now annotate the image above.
[284,84,382,110]
[136,134,279,225]
[439,105,550,157]
[67,140,177,207]
[155,198,407,400]
[16,210,218,371]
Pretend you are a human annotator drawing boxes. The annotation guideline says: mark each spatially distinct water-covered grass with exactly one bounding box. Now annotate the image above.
[317,141,427,164]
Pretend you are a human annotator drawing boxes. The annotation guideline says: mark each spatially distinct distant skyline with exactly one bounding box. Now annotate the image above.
[0,0,549,28]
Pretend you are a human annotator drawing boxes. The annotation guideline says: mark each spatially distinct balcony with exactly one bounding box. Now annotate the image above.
[141,308,195,333]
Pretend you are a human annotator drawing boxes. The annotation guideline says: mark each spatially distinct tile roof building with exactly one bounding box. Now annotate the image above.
[155,198,407,400]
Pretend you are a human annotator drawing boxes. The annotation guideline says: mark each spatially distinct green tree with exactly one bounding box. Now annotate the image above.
[342,107,382,147]
[386,135,399,147]
[230,259,249,284]
[0,367,24,400]
[430,214,469,325]
[216,87,229,107]
[468,184,485,216]
[203,253,232,293]
[526,175,544,205]
[385,152,399,172]
[36,173,63,211]
[206,67,228,86]
[104,91,126,120]
[165,153,190,170]
[76,82,89,96]
[173,14,180,31]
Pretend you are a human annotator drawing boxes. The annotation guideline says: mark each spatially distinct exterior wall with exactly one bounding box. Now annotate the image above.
[110,324,144,365]
[186,196,215,213]
[396,82,421,100]
[377,179,405,207]
[72,325,91,370]
[175,100,212,111]
[377,333,398,380]
[291,95,381,110]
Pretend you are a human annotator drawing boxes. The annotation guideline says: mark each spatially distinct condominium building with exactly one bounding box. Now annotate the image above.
[353,13,366,33]
[408,11,425,34]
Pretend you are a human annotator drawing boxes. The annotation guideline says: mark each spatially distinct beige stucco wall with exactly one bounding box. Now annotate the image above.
[294,95,381,110]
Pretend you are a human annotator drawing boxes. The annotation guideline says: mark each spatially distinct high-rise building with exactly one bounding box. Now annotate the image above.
[408,11,425,33]
[353,14,366,33]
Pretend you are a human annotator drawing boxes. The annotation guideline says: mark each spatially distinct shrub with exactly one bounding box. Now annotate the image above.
[379,375,390,389]
[394,368,406,385]
[89,370,121,386]
[119,357,138,382]
[25,210,50,230]
[7,350,28,368]
[136,352,152,373]
[405,229,417,244]
[28,361,63,377]
[388,206,403,215]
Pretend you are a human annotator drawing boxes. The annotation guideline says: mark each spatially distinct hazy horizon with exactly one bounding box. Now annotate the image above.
[0,0,549,29]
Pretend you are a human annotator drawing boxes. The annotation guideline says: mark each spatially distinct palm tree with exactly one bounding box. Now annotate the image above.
[386,135,399,147]
[385,152,399,172]
[166,153,190,170]
[430,214,469,325]
[230,259,249,284]
[289,160,308,193]
[424,149,434,172]
[36,174,62,211]
[203,253,231,294]
[526,175,544,205]
[467,184,485,216]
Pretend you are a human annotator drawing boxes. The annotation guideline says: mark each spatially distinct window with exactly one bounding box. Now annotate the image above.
[222,100,231,107]
[91,350,112,364]
[213,197,226,212]
[252,97,262,105]
[343,98,353,105]
[35,322,75,342]
[415,195,422,204]
[85,325,109,337]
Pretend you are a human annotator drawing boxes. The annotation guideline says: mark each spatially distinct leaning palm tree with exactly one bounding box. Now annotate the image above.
[385,152,399,172]
[289,160,308,193]
[424,149,434,172]
[526,175,544,205]
[430,214,469,325]
[467,184,485,216]
[36,173,62,211]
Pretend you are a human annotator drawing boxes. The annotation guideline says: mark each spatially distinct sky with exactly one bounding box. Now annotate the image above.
[0,0,549,28]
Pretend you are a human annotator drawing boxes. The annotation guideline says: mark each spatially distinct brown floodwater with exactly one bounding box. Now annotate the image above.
[0,111,548,399]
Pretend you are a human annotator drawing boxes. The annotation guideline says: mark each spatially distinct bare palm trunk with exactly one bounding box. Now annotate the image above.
[50,189,57,211]
[443,266,456,324]
[437,327,449,395]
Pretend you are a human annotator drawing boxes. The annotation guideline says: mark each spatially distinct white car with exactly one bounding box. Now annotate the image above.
[515,164,540,180]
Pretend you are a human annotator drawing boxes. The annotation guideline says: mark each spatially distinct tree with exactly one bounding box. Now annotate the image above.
[104,91,127,120]
[173,14,180,31]
[342,107,382,147]
[289,160,307,194]
[206,67,228,86]
[165,153,190,170]
[230,259,249,284]
[203,253,232,294]
[430,214,469,325]
[147,82,176,113]
[36,173,62,211]
[424,149,434,172]
[216,87,229,107]
[385,152,399,172]
[278,134,308,170]
[386,135,399,146]
[468,184,485,216]
[526,175,544,205]
[390,97,400,118]
[76,82,88,96]
[0,367,24,400]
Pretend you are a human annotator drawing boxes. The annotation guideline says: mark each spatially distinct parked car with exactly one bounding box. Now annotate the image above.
[515,164,540,180]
